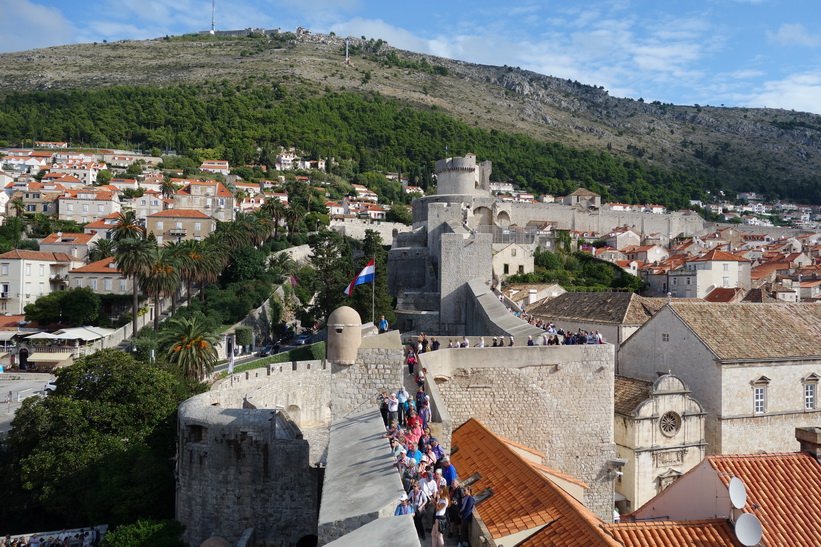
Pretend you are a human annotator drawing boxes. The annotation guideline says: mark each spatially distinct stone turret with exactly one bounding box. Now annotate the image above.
[326,306,362,365]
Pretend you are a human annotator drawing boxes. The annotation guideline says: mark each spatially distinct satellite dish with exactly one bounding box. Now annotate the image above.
[735,513,763,546]
[729,477,747,509]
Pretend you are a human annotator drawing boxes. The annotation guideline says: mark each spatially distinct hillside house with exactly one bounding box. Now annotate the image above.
[172,179,235,222]
[146,209,215,244]
[57,188,121,224]
[0,250,84,315]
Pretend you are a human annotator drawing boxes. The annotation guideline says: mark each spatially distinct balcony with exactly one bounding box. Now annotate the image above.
[0,293,9,300]
[50,274,67,282]
[169,228,187,236]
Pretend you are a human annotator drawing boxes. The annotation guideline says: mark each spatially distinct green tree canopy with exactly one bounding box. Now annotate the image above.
[24,287,102,327]
[2,350,195,531]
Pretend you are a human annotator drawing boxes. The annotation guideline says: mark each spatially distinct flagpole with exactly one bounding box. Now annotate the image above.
[371,256,375,324]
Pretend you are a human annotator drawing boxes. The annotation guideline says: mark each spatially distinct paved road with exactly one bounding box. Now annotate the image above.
[0,373,55,435]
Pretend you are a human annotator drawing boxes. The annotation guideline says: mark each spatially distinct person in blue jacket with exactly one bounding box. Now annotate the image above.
[457,486,475,547]
[395,492,415,516]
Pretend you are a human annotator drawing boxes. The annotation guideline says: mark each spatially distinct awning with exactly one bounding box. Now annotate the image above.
[0,331,18,341]
[26,352,72,363]
[52,327,115,341]
[25,332,60,340]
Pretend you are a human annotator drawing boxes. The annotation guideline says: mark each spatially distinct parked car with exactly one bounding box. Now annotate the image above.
[44,379,57,394]
[257,344,275,357]
[294,334,310,345]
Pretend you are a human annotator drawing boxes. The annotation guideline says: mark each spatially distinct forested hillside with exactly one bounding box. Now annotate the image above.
[1,32,821,204]
[0,83,719,208]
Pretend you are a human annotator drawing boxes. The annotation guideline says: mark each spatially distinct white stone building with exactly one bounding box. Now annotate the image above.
[0,250,84,314]
[619,302,821,455]
[614,374,706,514]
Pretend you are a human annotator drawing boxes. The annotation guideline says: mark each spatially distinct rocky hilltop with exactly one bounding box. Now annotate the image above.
[1,32,820,197]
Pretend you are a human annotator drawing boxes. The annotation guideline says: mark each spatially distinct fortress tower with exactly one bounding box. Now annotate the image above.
[435,153,492,196]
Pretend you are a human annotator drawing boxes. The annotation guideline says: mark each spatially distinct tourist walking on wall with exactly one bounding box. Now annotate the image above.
[457,486,475,547]
[387,393,399,425]
[432,485,450,547]
[378,391,390,426]
[410,481,430,539]
[379,315,389,333]
[395,492,415,516]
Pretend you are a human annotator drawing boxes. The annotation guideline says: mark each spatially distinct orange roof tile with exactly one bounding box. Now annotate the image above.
[708,452,821,547]
[41,232,96,245]
[692,249,750,262]
[0,250,75,262]
[70,257,124,274]
[603,519,742,546]
[451,419,618,545]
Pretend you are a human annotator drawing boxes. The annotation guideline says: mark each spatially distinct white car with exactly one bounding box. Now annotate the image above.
[44,379,57,394]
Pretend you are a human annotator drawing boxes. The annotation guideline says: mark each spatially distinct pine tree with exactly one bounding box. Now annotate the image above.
[349,229,395,326]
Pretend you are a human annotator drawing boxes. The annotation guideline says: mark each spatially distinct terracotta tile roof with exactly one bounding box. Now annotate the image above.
[41,232,96,245]
[70,257,123,274]
[703,287,744,303]
[148,209,211,219]
[174,179,233,197]
[568,187,600,197]
[83,213,120,228]
[614,376,652,415]
[691,249,750,262]
[602,519,742,546]
[708,452,821,547]
[668,302,821,360]
[0,250,75,262]
[528,292,665,325]
[452,419,618,545]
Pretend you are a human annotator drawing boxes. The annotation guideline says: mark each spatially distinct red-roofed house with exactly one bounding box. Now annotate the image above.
[666,249,751,298]
[172,179,235,221]
[631,432,821,547]
[40,232,99,262]
[0,250,84,314]
[83,212,121,241]
[146,209,216,244]
[69,257,132,297]
[57,187,121,224]
[199,160,230,176]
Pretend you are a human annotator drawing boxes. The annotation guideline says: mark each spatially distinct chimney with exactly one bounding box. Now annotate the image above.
[796,427,821,463]
[528,289,538,306]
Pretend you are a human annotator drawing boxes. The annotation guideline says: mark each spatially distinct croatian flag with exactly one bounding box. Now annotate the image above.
[344,259,375,295]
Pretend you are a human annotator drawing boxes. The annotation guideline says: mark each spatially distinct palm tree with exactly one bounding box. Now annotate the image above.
[140,246,180,330]
[262,198,286,239]
[158,315,220,381]
[114,237,156,337]
[160,176,178,201]
[9,197,25,218]
[112,210,144,241]
[167,239,221,306]
[285,204,305,238]
[88,239,116,262]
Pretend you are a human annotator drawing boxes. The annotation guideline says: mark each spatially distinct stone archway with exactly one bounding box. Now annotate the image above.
[496,210,511,227]
[473,206,492,226]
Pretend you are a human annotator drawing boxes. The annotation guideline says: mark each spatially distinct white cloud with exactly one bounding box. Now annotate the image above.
[767,23,821,48]
[0,0,76,53]
[736,71,821,113]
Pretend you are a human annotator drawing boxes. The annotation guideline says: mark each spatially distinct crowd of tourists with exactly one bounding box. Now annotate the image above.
[378,389,474,547]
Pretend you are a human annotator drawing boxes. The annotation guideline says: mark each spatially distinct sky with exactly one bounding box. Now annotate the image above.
[2,0,820,114]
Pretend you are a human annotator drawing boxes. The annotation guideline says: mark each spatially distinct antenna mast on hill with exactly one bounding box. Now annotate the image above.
[210,0,216,34]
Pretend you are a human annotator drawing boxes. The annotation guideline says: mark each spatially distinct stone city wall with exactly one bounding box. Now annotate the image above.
[330,333,405,419]
[418,344,616,521]
[213,361,333,427]
[177,392,318,547]
[330,218,412,245]
[439,232,493,333]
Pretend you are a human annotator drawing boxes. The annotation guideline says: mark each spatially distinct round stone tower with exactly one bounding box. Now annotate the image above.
[434,153,493,196]
[326,306,362,365]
